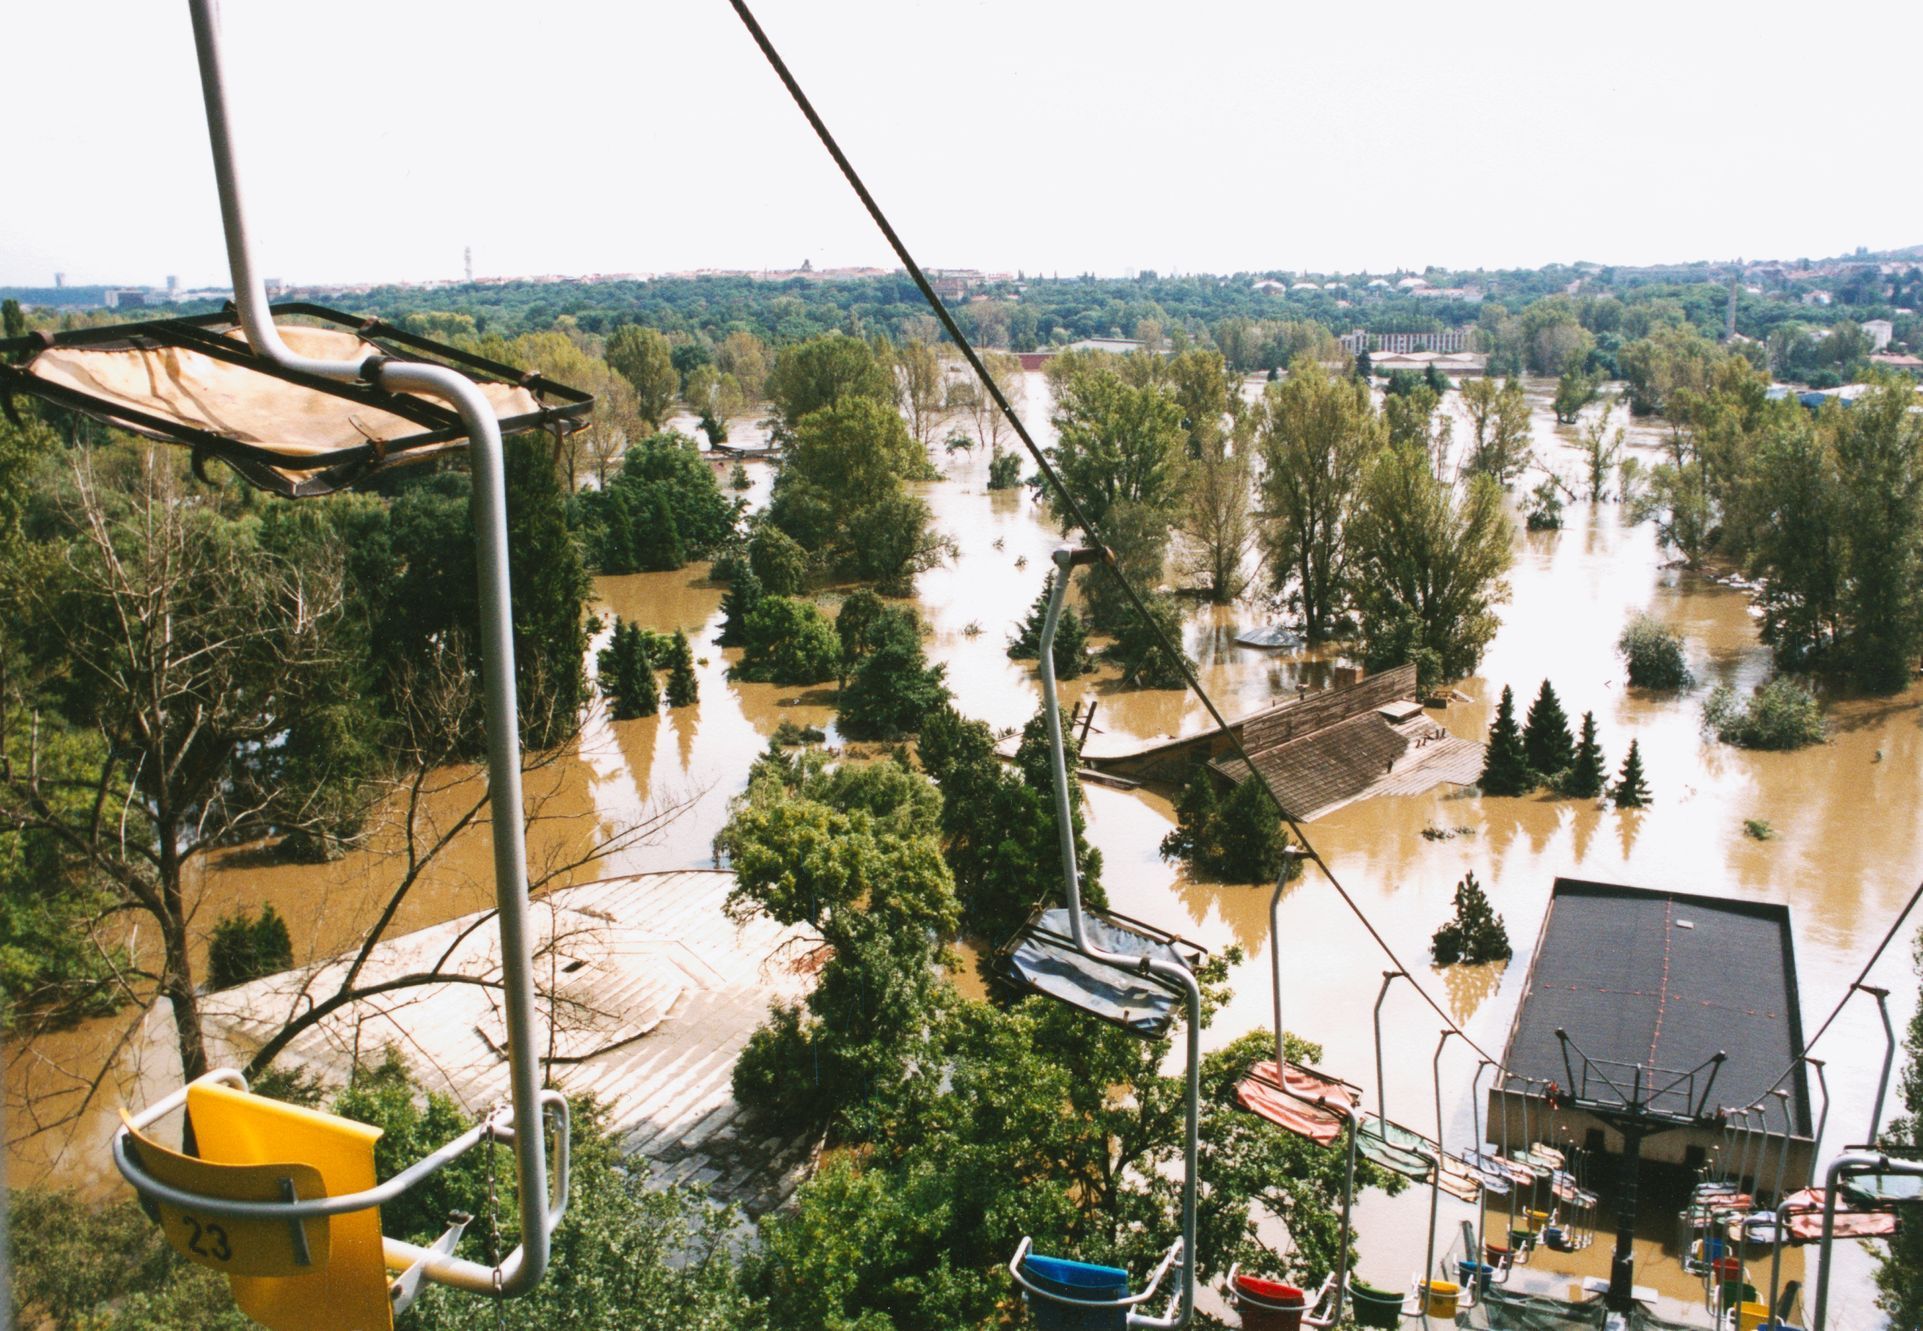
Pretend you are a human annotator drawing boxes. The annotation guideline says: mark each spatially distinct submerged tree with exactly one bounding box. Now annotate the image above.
[1430,871,1511,966]
[1006,574,1091,679]
[1258,362,1381,641]
[1520,680,1576,782]
[1478,685,1532,796]
[1160,768,1297,884]
[1611,739,1652,809]
[664,629,699,708]
[1560,712,1608,799]
[837,607,951,740]
[599,618,659,719]
[1618,614,1693,689]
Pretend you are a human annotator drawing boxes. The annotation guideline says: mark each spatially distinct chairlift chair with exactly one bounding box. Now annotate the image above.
[1005,549,1201,1331]
[51,4,584,1325]
[1222,854,1364,1328]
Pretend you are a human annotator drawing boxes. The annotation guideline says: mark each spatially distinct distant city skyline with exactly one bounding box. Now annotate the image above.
[6,1,1920,289]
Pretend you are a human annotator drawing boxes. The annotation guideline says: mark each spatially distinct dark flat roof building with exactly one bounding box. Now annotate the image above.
[1491,878,1813,1186]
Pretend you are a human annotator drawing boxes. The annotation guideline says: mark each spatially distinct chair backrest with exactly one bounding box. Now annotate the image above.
[120,1112,330,1276]
[1232,1272,1305,1331]
[185,1081,392,1331]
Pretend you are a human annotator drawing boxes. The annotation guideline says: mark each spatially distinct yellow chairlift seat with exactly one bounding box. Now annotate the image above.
[116,1070,568,1331]
[120,1075,398,1331]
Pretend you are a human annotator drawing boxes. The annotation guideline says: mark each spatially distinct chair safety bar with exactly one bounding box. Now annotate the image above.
[1009,1235,1183,1316]
[114,1069,570,1296]
[1811,1150,1923,1329]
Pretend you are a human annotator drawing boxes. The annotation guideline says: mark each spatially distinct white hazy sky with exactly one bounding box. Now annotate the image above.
[5,1,1919,289]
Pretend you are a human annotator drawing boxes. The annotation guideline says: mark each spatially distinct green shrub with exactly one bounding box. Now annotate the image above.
[1703,678,1826,750]
[208,905,293,990]
[1618,614,1693,689]
[987,450,1024,490]
[734,596,842,685]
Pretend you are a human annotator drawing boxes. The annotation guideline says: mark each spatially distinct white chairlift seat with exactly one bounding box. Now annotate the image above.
[0,306,591,496]
[999,904,1204,1038]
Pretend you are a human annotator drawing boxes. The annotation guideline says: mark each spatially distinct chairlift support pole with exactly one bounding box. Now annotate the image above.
[1762,1090,1794,1330]
[1422,1030,1456,1309]
[185,0,553,1296]
[1861,984,1894,1144]
[1035,548,1197,1329]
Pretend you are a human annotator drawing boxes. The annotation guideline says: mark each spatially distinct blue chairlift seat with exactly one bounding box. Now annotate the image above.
[1000,906,1204,1038]
[1018,1252,1132,1331]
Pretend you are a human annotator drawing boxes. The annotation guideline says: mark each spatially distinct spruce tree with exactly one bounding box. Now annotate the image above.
[1006,574,1089,679]
[664,629,699,708]
[635,490,686,572]
[599,619,659,719]
[1478,685,1533,795]
[1521,679,1576,781]
[1612,739,1651,809]
[1561,711,1608,799]
[717,566,764,647]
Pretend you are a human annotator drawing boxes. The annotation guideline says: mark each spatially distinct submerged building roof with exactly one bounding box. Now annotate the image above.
[1501,878,1810,1136]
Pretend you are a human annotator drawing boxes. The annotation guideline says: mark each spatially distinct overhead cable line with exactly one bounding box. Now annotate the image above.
[723,0,1507,1069]
[724,0,1923,1106]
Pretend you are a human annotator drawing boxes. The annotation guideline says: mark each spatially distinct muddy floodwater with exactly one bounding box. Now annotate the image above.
[11,373,1918,1324]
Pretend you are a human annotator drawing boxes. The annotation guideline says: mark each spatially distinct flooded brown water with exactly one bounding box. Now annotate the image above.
[10,375,1915,1322]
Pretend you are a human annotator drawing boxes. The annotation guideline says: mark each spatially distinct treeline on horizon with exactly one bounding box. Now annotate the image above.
[9,252,1921,380]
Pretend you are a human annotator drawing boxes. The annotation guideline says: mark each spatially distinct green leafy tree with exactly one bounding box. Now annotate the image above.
[1553,365,1601,424]
[1833,381,1923,691]
[1347,444,1513,688]
[767,333,896,435]
[734,597,842,685]
[1520,679,1576,781]
[986,449,1024,490]
[585,431,738,571]
[1006,574,1091,679]
[1478,685,1532,796]
[837,607,951,740]
[1,297,26,342]
[207,905,294,990]
[1611,739,1652,809]
[1460,377,1533,485]
[1430,871,1511,965]
[1618,614,1693,689]
[769,396,944,594]
[1560,712,1608,799]
[664,629,699,708]
[1180,402,1257,602]
[1256,361,1381,640]
[918,704,1107,951]
[606,324,680,428]
[749,522,812,596]
[1525,478,1565,531]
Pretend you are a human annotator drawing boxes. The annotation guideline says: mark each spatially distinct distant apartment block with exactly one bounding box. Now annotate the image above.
[1861,319,1894,352]
[1338,329,1475,354]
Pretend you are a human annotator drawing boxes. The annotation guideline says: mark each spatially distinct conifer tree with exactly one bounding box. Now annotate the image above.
[1560,711,1608,798]
[665,629,699,708]
[717,566,764,647]
[1612,739,1651,809]
[1478,684,1533,795]
[599,619,659,719]
[1521,679,1576,780]
[1006,574,1089,679]
[1431,870,1511,965]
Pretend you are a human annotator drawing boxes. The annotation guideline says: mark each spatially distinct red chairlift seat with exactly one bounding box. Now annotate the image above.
[1234,1060,1360,1147]
[1779,1187,1898,1243]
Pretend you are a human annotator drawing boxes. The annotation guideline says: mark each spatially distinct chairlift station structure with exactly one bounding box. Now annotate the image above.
[1494,879,1815,1188]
